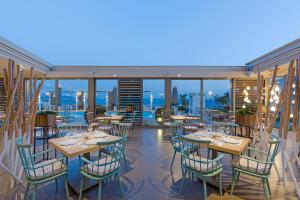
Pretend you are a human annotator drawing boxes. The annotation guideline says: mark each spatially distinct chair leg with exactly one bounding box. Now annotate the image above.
[262,178,269,200]
[219,174,222,196]
[24,182,30,200]
[32,185,38,200]
[230,171,237,195]
[117,175,124,197]
[122,151,128,169]
[266,178,271,196]
[55,179,58,190]
[79,179,84,200]
[203,179,207,200]
[64,175,70,199]
[170,151,176,170]
[98,181,102,200]
[179,171,186,194]
[236,171,240,184]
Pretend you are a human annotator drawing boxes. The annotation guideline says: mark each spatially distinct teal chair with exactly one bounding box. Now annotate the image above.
[112,122,131,137]
[16,137,69,200]
[107,122,131,168]
[178,134,224,200]
[170,122,183,170]
[79,136,127,200]
[231,134,280,200]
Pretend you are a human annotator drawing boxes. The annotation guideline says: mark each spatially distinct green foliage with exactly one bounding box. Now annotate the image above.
[237,107,255,116]
[96,105,106,115]
[36,111,57,115]
[214,91,230,106]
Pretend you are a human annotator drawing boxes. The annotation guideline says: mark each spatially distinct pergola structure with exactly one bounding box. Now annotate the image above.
[1,37,300,119]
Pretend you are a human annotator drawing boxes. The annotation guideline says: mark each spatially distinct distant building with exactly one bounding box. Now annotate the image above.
[76,91,84,110]
[189,93,200,114]
[171,86,178,105]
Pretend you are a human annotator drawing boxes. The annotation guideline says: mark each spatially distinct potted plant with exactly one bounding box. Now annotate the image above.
[35,111,57,127]
[235,107,256,126]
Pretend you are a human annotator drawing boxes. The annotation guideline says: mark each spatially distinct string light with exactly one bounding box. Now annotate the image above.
[270,82,280,112]
[243,86,251,108]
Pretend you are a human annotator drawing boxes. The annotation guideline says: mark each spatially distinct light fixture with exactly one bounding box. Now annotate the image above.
[177,74,181,77]
[271,106,276,112]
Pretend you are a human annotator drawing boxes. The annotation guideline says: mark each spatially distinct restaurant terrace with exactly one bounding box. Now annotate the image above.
[0,36,300,200]
[1,2,300,200]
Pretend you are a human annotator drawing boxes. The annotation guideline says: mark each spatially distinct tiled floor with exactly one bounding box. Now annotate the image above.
[0,128,299,199]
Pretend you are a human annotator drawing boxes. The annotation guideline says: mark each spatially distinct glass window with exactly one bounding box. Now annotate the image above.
[171,80,201,115]
[203,80,231,122]
[96,80,118,115]
[143,79,165,126]
[57,79,88,126]
[203,80,231,112]
[29,80,56,111]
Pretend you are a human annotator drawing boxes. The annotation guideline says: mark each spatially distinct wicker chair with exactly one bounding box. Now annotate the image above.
[170,122,183,170]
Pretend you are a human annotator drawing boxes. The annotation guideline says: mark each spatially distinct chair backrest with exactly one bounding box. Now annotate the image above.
[162,111,170,121]
[114,122,131,137]
[16,137,35,179]
[87,136,127,176]
[265,134,281,162]
[179,134,222,173]
[85,112,94,124]
[170,122,182,138]
[131,111,136,125]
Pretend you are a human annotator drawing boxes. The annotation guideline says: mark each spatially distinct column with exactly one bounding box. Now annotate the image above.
[88,78,96,116]
[200,79,204,120]
[231,79,235,114]
[54,80,59,111]
[165,78,171,115]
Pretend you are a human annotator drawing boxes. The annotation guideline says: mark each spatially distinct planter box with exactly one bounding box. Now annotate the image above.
[235,114,256,127]
[35,114,57,127]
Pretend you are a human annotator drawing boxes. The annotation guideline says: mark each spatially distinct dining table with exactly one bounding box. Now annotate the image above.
[185,130,250,156]
[184,130,251,190]
[49,131,121,194]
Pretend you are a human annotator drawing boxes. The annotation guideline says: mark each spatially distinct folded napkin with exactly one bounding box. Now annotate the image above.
[85,138,106,145]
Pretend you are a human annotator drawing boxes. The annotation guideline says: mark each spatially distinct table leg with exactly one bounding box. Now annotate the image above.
[66,153,99,195]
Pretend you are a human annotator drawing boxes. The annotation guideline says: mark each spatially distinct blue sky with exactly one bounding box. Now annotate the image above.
[1,0,300,66]
[3,1,300,96]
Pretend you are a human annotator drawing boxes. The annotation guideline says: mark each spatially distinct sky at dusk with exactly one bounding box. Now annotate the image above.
[2,1,300,96]
[1,0,300,66]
